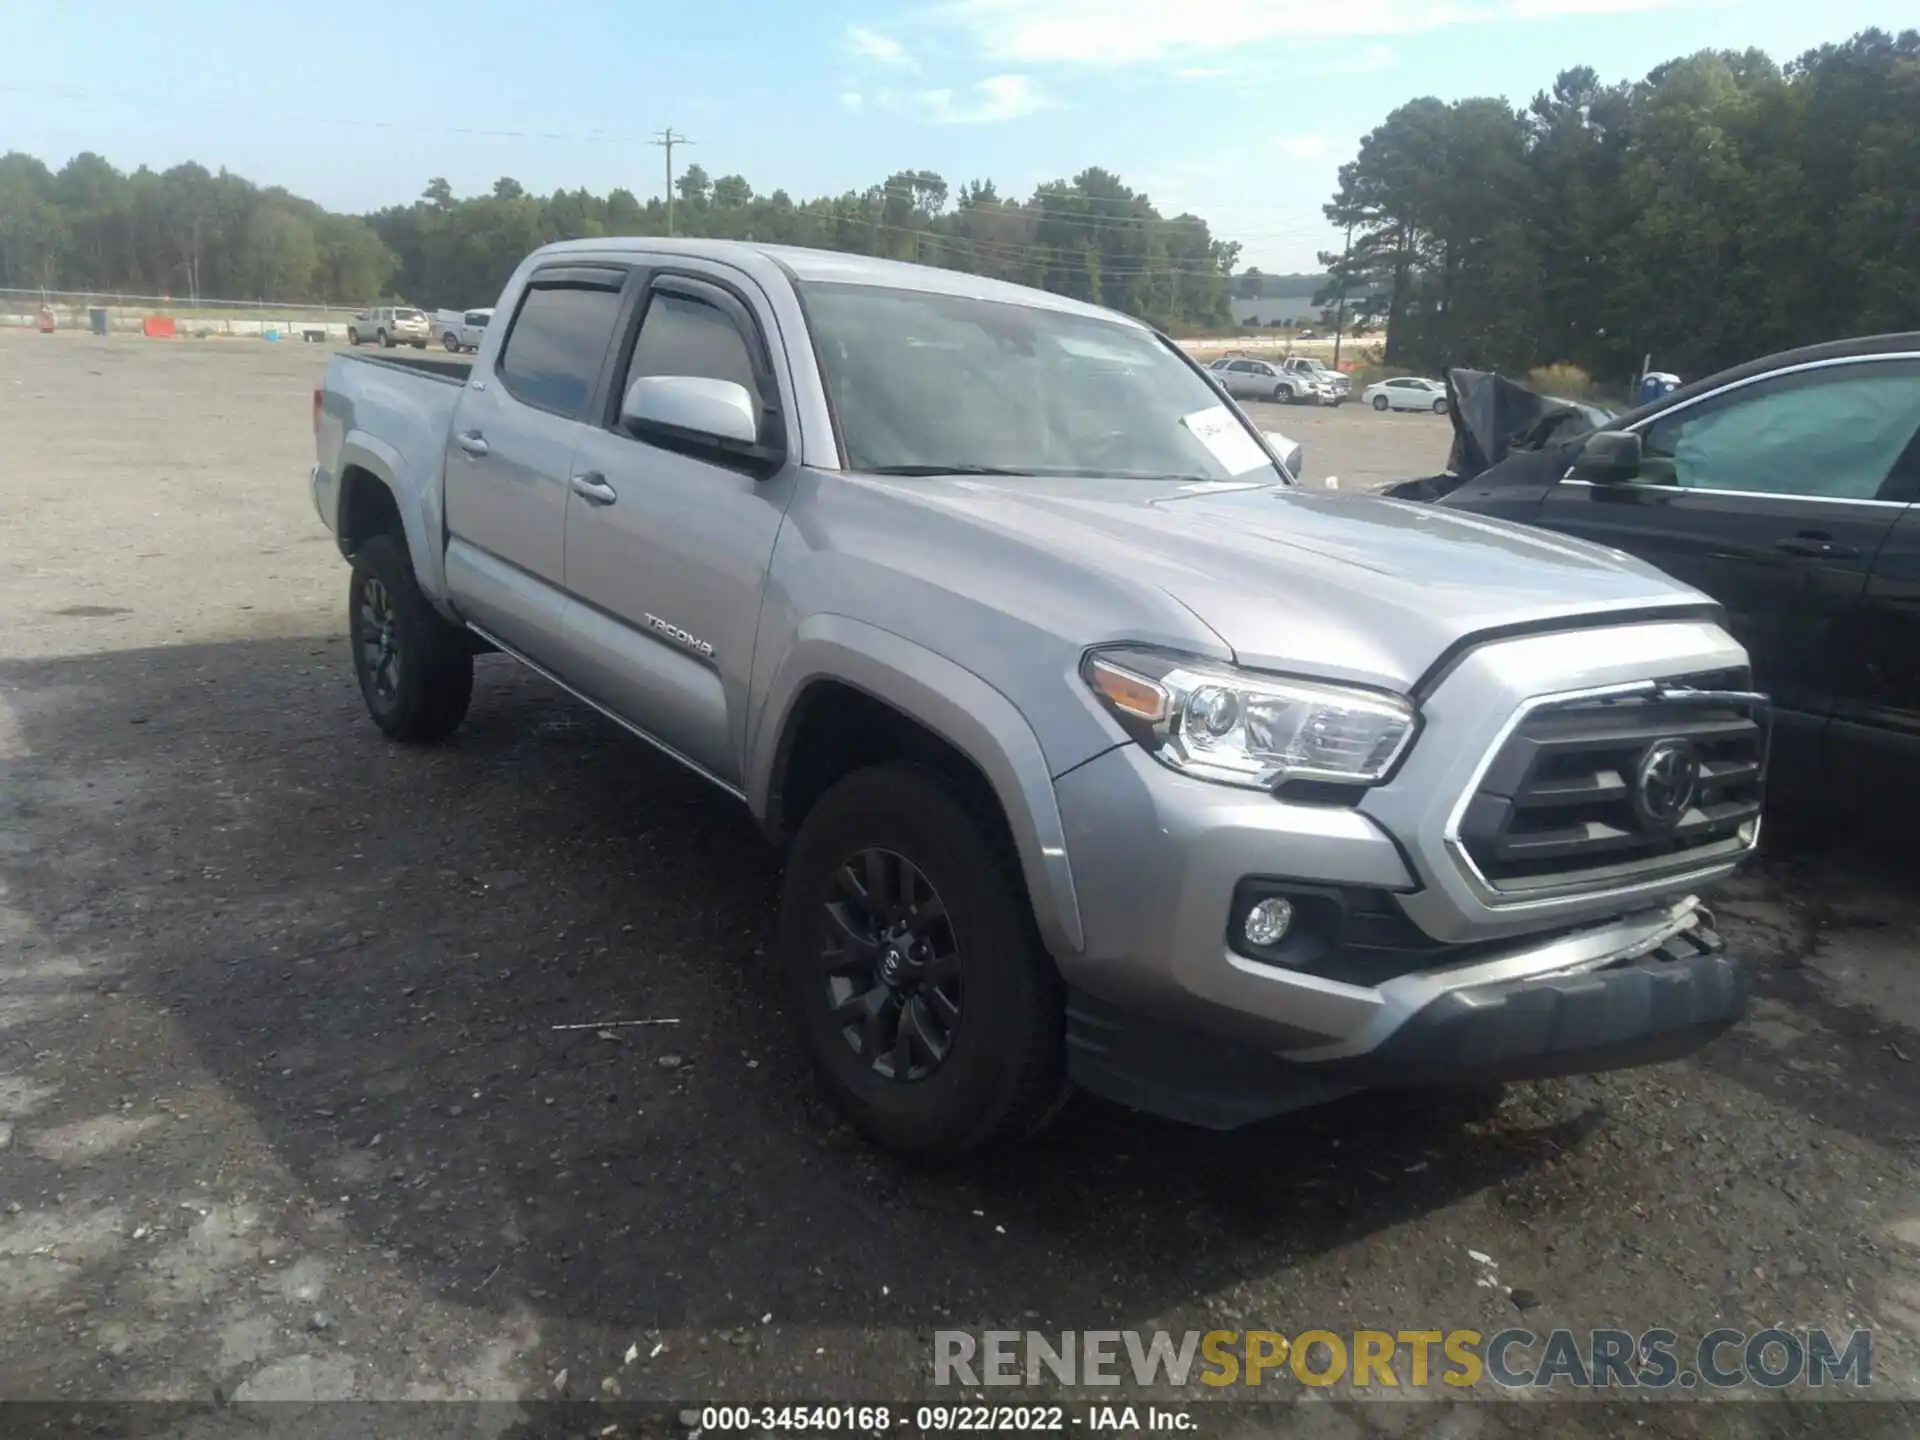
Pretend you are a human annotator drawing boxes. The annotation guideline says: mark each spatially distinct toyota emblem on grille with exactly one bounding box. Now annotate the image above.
[1634,739,1701,831]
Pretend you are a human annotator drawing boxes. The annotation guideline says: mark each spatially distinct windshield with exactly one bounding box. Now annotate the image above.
[801,282,1283,482]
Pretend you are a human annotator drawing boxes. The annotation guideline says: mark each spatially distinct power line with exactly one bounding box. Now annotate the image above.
[0,84,656,147]
[2,83,1334,244]
[750,216,1242,280]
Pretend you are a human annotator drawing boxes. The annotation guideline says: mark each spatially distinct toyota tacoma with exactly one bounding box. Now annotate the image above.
[309,239,1763,1156]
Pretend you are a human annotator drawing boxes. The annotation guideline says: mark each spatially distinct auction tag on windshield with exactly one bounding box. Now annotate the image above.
[1181,405,1271,476]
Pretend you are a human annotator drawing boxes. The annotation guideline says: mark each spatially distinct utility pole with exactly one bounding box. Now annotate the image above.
[651,128,693,236]
[1331,222,1353,371]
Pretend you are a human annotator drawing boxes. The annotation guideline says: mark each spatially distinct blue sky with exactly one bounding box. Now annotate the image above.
[2,0,1911,271]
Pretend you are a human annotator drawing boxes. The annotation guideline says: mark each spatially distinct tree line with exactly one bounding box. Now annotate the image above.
[1321,27,1920,382]
[0,152,1241,330]
[7,23,1911,368]
[0,153,393,305]
[373,165,1238,329]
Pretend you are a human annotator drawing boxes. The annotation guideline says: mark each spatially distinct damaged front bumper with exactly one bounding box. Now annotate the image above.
[1065,898,1745,1130]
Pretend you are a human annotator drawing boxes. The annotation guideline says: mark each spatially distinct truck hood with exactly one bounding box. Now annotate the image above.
[877,475,1710,693]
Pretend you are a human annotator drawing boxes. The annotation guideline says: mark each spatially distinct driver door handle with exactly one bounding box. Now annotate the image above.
[1775,531,1859,559]
[455,430,489,458]
[570,471,618,506]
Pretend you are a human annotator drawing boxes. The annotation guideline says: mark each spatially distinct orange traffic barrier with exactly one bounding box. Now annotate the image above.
[142,316,176,338]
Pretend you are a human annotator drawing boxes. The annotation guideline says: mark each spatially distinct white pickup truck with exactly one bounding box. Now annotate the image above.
[435,308,494,353]
[309,238,1761,1156]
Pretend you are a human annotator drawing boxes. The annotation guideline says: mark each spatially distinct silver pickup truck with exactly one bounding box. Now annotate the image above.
[311,238,1763,1156]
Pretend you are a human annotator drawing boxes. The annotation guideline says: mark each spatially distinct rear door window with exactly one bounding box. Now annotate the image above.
[496,284,624,419]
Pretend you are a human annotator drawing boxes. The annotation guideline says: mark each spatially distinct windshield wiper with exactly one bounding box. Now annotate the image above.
[862,464,1039,477]
[864,464,1232,482]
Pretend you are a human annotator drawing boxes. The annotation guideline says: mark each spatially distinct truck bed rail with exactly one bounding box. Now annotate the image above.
[346,351,471,385]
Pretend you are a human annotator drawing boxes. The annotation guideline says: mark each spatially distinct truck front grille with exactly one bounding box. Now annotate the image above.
[1454,671,1766,895]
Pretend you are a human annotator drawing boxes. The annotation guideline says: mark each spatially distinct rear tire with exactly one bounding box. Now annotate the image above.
[348,533,473,743]
[779,764,1066,1159]
[1373,395,1389,412]
[444,332,461,352]
[378,329,392,348]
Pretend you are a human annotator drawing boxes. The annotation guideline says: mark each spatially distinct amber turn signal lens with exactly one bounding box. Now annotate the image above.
[1087,657,1168,723]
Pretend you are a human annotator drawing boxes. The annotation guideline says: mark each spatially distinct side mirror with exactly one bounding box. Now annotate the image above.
[1567,430,1643,485]
[1263,432,1305,481]
[621,375,779,467]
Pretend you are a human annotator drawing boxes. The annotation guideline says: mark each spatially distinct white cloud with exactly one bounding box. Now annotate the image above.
[1171,44,1396,87]
[933,0,1698,64]
[1511,0,1695,12]
[845,25,916,67]
[911,74,1053,124]
[1274,134,1334,160]
[1307,43,1398,76]
[839,90,866,110]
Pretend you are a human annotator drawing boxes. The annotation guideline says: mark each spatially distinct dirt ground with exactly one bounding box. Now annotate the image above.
[3,333,1920,1436]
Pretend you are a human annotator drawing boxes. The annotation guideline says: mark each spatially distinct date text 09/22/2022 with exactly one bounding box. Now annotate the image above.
[697,1406,1189,1432]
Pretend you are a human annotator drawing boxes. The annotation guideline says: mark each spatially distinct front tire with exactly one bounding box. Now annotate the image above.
[779,765,1066,1159]
[1272,385,1290,405]
[348,534,473,743]
[1432,398,1449,415]
[347,328,360,346]
[1373,395,1389,412]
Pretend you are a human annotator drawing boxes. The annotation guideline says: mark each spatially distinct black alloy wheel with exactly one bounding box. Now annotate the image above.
[346,533,473,742]
[820,848,962,1082]
[777,764,1066,1157]
[356,574,402,712]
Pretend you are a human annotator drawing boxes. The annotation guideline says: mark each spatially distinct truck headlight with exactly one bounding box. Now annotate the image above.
[1082,646,1416,790]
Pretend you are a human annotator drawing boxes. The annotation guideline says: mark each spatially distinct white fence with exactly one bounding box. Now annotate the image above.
[0,288,360,341]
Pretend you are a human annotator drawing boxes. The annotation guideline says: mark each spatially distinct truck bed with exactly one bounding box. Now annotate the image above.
[315,347,471,610]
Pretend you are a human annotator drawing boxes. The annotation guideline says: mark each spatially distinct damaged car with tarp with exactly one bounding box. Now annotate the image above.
[1381,333,1920,815]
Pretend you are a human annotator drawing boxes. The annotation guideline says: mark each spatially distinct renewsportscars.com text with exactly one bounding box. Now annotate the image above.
[934,1328,1872,1391]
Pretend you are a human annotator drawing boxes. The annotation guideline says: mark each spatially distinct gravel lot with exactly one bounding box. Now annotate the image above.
[3,334,1920,1435]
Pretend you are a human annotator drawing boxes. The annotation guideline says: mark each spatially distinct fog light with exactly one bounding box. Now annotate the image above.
[1243,896,1295,948]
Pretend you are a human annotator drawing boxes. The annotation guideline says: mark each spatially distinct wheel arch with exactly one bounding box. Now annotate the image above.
[748,617,1085,960]
[331,433,456,622]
